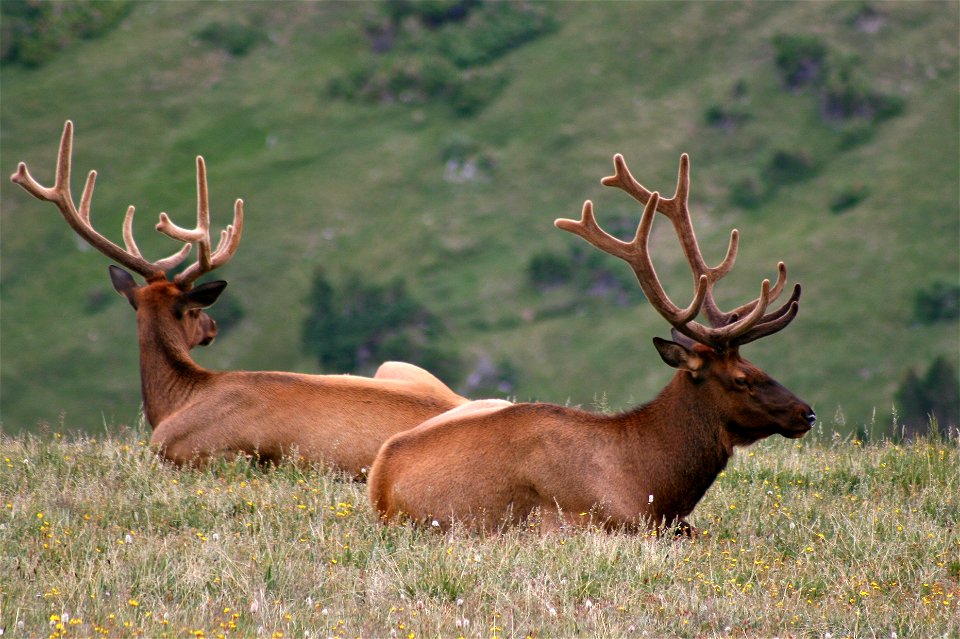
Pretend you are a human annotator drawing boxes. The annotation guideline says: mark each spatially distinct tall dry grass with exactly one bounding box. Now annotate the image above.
[1,421,957,638]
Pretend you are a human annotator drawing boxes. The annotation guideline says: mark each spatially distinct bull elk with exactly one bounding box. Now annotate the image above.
[368,153,816,532]
[11,121,468,473]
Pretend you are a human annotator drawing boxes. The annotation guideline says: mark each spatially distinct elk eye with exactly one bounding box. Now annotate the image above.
[734,376,750,388]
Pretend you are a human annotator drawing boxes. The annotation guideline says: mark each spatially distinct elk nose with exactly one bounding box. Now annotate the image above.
[805,411,817,428]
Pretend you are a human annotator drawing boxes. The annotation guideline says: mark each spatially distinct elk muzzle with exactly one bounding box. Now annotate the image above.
[196,315,218,347]
[783,406,817,438]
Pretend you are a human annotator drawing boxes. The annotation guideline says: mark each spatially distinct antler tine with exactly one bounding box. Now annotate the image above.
[602,153,738,328]
[729,284,802,347]
[554,199,633,261]
[720,261,789,324]
[207,198,244,268]
[10,120,189,280]
[158,156,244,286]
[571,152,801,350]
[555,194,709,338]
[707,277,772,343]
[123,205,192,272]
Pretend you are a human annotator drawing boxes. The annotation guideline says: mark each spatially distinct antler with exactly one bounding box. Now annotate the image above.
[11,121,244,288]
[155,155,244,286]
[10,121,191,281]
[556,153,800,349]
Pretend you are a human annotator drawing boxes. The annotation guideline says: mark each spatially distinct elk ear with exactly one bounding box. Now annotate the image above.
[182,280,227,309]
[109,265,139,309]
[653,337,703,372]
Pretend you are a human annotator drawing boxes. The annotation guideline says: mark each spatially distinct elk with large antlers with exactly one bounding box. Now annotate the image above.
[368,152,816,532]
[11,121,469,472]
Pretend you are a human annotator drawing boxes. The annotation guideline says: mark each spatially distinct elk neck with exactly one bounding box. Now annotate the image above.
[618,371,733,511]
[135,301,213,428]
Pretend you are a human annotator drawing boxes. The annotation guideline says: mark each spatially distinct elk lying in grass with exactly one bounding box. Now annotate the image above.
[368,153,816,532]
[11,121,468,473]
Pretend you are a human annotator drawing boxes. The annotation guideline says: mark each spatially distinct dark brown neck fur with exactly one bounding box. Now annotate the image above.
[619,372,733,519]
[136,304,212,427]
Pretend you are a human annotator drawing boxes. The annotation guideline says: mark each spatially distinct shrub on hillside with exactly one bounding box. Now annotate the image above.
[329,0,556,116]
[1,0,132,67]
[728,151,822,210]
[836,121,876,150]
[431,1,557,68]
[770,32,905,129]
[912,281,960,325]
[829,185,869,213]
[302,269,461,384]
[764,149,818,187]
[528,251,573,290]
[771,33,828,89]
[382,0,479,29]
[703,103,753,131]
[195,20,266,57]
[703,82,753,132]
[527,246,639,307]
[449,67,509,116]
[819,56,905,122]
[895,356,959,438]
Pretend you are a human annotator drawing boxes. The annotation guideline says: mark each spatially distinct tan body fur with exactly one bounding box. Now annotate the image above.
[137,279,467,471]
[149,367,466,473]
[368,347,811,531]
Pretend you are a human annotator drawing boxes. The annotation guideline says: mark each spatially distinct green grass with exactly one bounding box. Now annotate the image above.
[1,2,958,433]
[1,422,957,638]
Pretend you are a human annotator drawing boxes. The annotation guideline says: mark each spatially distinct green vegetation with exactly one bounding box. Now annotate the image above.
[1,424,957,636]
[772,33,829,89]
[302,269,461,383]
[771,30,904,123]
[895,356,959,437]
[912,280,960,326]
[328,0,556,116]
[0,0,132,68]
[828,184,869,214]
[1,1,957,434]
[195,20,266,58]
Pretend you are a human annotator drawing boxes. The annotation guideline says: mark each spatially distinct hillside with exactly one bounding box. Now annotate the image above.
[1,1,958,434]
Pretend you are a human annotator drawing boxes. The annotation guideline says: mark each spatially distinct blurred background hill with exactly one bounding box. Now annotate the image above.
[1,1,957,436]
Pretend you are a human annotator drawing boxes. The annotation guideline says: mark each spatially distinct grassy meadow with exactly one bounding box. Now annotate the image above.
[1,421,957,638]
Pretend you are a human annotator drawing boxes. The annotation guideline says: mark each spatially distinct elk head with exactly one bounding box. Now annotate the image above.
[10,121,241,352]
[556,153,815,446]
[108,265,225,349]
